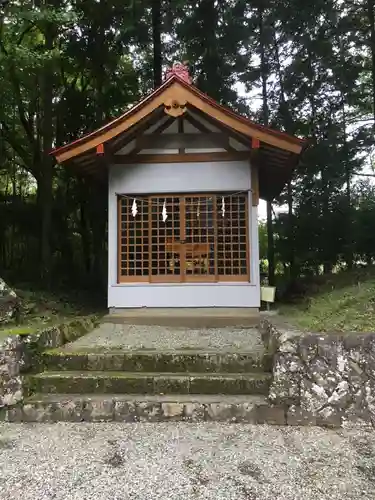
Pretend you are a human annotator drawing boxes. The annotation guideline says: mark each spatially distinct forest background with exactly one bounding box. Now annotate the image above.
[1,0,375,303]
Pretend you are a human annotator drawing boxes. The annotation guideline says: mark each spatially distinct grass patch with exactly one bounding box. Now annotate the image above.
[1,286,104,335]
[15,288,89,323]
[0,285,103,345]
[0,326,38,336]
[279,268,375,332]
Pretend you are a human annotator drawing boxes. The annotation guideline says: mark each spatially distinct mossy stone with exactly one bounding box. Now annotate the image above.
[154,375,189,394]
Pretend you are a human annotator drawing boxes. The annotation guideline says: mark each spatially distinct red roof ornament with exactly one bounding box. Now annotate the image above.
[165,62,192,84]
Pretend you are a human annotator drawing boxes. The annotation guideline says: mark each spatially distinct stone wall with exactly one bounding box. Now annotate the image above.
[0,278,19,324]
[260,318,375,427]
[0,317,98,409]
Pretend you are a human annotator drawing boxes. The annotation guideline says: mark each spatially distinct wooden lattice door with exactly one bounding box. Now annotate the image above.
[182,195,216,282]
[150,196,181,282]
[118,193,249,283]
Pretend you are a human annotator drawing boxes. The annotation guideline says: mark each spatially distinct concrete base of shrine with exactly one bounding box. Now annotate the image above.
[105,307,260,328]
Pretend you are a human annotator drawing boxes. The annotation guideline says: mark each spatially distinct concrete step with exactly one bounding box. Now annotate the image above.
[43,349,272,374]
[4,394,285,424]
[105,308,259,328]
[27,371,271,396]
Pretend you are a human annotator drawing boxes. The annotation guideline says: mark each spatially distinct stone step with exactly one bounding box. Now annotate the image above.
[4,394,285,424]
[43,349,272,374]
[27,371,271,396]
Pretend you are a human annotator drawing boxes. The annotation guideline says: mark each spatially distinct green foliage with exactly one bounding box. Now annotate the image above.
[280,267,375,332]
[258,221,268,262]
[0,0,375,304]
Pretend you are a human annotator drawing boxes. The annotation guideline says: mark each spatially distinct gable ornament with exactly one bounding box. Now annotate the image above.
[164,98,187,117]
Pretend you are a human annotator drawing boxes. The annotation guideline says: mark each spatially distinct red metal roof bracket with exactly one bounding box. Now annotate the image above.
[96,143,104,155]
[252,137,260,149]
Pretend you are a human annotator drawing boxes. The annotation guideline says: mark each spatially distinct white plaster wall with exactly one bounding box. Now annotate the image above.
[108,159,260,308]
[110,160,251,194]
[108,283,260,308]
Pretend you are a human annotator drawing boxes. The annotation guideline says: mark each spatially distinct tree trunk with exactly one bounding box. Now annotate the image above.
[259,5,275,285]
[152,0,163,88]
[306,48,331,274]
[39,20,55,284]
[266,201,275,285]
[37,167,53,282]
[342,96,353,269]
[197,0,220,100]
[273,29,296,278]
[89,182,107,290]
[265,210,275,285]
[95,2,105,126]
[78,179,92,275]
[367,0,375,126]
[286,180,296,276]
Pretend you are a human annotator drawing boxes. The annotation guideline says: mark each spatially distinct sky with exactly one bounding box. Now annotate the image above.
[258,199,267,221]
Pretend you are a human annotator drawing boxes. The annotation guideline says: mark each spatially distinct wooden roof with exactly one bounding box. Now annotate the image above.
[51,66,307,200]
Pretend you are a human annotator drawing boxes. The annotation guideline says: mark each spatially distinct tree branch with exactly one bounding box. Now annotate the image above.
[17,23,37,46]
[352,171,375,177]
[0,34,37,149]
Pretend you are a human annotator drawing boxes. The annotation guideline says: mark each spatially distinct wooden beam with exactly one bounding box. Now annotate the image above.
[75,155,95,166]
[251,165,259,206]
[260,151,291,165]
[188,107,251,149]
[135,133,229,151]
[152,116,175,134]
[109,108,165,153]
[185,113,235,151]
[261,148,292,160]
[185,112,214,133]
[261,160,286,169]
[76,163,101,177]
[131,116,175,156]
[111,151,250,165]
[178,117,184,154]
[73,154,108,172]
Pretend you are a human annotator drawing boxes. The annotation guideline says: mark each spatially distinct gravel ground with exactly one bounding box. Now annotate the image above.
[64,323,264,352]
[0,422,374,500]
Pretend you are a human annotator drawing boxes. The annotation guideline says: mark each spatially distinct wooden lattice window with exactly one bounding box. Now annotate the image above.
[118,193,249,283]
[216,195,248,277]
[118,197,149,281]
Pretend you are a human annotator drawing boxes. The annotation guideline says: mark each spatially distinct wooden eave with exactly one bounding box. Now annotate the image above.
[51,74,308,200]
